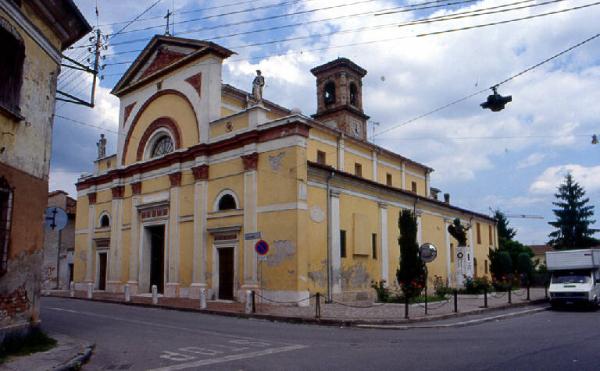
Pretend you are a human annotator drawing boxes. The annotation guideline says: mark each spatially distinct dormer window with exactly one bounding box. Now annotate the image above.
[323,81,336,105]
[150,135,174,158]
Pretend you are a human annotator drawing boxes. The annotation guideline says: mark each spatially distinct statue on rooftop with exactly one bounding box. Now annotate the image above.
[97,133,107,159]
[252,70,264,103]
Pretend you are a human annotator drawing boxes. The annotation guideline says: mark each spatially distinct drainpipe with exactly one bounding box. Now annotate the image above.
[326,171,334,302]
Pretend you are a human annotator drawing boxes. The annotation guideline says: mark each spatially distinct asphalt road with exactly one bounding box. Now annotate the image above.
[41,297,600,371]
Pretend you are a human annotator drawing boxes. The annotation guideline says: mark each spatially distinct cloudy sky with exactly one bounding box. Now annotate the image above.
[51,0,600,244]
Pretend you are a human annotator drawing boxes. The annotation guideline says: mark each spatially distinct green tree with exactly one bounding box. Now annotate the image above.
[489,250,512,281]
[548,174,598,249]
[396,209,426,299]
[493,209,517,244]
[516,252,533,284]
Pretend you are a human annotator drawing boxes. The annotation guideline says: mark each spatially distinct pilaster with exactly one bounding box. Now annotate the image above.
[190,164,209,298]
[242,153,259,289]
[85,192,96,283]
[372,151,378,181]
[337,136,345,171]
[107,185,124,293]
[444,217,453,286]
[329,189,341,294]
[379,203,388,283]
[166,171,181,297]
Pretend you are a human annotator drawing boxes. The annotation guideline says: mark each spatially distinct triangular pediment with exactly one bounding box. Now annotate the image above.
[111,35,234,96]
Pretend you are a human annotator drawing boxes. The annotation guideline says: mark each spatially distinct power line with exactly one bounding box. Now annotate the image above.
[102,0,475,55]
[382,133,592,141]
[108,0,163,40]
[108,0,386,37]
[375,28,600,137]
[103,0,596,68]
[54,114,121,136]
[99,0,302,27]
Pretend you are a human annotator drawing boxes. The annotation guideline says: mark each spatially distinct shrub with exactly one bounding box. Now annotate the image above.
[433,275,452,297]
[371,280,390,302]
[463,276,492,294]
[396,210,426,299]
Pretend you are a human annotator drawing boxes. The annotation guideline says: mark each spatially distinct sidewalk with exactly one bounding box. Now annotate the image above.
[1,333,94,371]
[44,287,548,326]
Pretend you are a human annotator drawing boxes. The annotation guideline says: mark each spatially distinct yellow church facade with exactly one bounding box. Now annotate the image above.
[73,35,497,303]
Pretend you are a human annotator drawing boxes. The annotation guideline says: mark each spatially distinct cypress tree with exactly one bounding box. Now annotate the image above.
[396,209,426,299]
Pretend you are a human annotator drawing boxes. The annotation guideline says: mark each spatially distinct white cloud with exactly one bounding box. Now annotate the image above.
[517,152,546,169]
[530,164,600,194]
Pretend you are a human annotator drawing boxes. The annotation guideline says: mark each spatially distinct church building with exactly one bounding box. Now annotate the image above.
[73,35,497,303]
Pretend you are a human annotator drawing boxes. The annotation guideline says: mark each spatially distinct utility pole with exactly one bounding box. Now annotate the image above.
[90,28,101,107]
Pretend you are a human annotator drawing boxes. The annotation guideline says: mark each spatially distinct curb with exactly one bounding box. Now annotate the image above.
[356,307,548,330]
[55,343,95,371]
[44,293,549,328]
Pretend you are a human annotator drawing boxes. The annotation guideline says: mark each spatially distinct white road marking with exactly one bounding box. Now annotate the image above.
[148,344,308,370]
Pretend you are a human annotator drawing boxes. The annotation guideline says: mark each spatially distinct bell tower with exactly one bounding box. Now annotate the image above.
[311,58,369,140]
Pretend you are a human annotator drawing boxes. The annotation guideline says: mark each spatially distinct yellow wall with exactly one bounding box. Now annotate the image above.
[210,113,248,138]
[123,93,199,165]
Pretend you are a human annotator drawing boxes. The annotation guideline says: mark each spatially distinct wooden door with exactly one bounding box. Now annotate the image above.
[218,248,234,300]
[149,226,165,294]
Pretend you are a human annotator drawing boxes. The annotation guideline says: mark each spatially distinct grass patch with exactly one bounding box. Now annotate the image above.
[0,328,57,363]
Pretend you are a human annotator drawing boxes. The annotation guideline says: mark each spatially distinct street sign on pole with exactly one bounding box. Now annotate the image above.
[245,232,262,240]
[44,207,68,231]
[255,240,269,256]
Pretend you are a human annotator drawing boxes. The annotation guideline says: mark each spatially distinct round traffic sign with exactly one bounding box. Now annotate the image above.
[255,240,269,255]
[44,207,68,231]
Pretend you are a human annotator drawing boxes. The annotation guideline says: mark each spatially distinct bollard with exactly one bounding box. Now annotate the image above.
[244,290,252,314]
[152,285,158,305]
[87,283,93,299]
[124,284,131,302]
[508,288,512,304]
[199,288,207,309]
[544,285,548,300]
[251,290,256,314]
[526,285,530,301]
[483,286,488,308]
[453,289,458,313]
[69,281,75,298]
[315,293,321,319]
[404,295,409,319]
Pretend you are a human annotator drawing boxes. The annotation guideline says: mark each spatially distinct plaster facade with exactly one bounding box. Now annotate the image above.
[74,35,497,305]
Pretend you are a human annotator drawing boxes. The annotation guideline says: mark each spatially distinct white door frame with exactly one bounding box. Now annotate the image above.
[212,241,238,300]
[139,220,169,293]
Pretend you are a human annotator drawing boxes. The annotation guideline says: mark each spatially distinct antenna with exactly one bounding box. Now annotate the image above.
[369,121,380,143]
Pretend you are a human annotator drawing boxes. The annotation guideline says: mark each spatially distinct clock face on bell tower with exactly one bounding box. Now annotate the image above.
[310,58,370,141]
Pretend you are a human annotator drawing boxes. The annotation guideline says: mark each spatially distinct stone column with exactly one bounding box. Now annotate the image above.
[468,224,475,278]
[107,185,124,293]
[379,203,388,283]
[128,181,142,295]
[329,189,342,295]
[165,171,181,297]
[425,171,431,197]
[190,164,209,299]
[84,192,97,285]
[241,153,259,292]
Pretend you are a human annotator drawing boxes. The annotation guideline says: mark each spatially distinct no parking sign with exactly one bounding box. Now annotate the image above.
[255,240,269,256]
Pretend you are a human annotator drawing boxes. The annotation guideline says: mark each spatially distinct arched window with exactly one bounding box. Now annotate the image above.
[99,214,110,228]
[323,81,336,105]
[0,177,13,276]
[218,194,237,211]
[150,135,174,158]
[349,83,358,106]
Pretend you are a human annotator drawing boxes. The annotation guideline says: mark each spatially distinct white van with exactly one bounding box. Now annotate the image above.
[546,249,600,308]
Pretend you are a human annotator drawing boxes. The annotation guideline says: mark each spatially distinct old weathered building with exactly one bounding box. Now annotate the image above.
[0,0,90,342]
[42,191,76,291]
[73,35,497,304]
